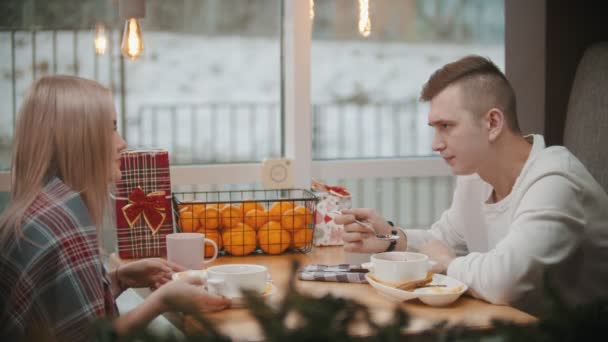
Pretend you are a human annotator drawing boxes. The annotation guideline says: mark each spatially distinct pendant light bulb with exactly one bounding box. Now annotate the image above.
[358,0,371,37]
[94,23,108,55]
[121,18,144,60]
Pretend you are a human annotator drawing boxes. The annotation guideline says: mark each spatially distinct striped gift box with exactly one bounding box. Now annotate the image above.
[114,149,174,259]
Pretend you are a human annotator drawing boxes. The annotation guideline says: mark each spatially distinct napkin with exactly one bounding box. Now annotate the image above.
[298,264,368,283]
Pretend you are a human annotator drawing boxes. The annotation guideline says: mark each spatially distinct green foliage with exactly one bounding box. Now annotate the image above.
[91,261,608,341]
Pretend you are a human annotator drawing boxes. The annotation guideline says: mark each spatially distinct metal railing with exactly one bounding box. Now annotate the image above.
[130,100,435,164]
[130,102,281,164]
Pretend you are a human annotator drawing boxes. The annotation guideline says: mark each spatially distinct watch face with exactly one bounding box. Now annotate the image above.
[385,239,397,252]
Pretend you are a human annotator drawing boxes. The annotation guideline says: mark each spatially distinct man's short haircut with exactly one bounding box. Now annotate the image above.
[420,55,520,133]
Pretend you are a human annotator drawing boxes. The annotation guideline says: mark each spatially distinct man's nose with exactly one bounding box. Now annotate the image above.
[432,133,445,152]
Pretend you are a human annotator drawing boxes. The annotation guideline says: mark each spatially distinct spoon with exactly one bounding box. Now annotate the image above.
[330,210,400,241]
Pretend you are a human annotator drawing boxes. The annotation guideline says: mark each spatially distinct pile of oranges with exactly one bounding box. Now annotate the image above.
[177,200,314,256]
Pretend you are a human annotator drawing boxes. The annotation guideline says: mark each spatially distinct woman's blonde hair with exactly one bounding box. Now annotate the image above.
[0,75,115,242]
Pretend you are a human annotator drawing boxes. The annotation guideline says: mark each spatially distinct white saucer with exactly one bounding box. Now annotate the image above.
[229,282,277,308]
[365,273,467,307]
[171,269,207,282]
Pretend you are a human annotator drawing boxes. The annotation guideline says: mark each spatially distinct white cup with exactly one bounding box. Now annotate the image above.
[206,264,267,298]
[166,233,218,270]
[367,252,433,284]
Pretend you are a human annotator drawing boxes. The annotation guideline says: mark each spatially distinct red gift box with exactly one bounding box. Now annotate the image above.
[114,149,173,258]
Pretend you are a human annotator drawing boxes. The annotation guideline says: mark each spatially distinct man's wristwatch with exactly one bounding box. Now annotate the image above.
[385,221,398,252]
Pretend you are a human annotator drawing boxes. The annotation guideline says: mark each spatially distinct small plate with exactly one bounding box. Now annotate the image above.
[229,282,277,308]
[413,274,468,306]
[365,273,467,307]
[365,273,418,302]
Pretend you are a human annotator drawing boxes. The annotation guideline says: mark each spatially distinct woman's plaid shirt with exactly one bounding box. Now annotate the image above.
[0,178,117,341]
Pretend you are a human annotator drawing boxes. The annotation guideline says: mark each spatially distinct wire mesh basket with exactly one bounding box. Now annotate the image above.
[172,189,318,256]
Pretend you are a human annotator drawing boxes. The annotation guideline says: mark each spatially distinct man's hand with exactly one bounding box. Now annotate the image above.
[118,258,186,290]
[334,208,394,253]
[418,239,456,274]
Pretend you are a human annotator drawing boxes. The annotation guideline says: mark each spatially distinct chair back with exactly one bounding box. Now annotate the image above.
[563,42,608,192]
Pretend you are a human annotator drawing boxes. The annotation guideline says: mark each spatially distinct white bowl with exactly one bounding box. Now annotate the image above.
[206,264,268,298]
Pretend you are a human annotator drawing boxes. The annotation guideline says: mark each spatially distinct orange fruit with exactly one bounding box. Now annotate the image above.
[178,203,193,212]
[203,230,222,258]
[244,209,269,230]
[292,228,314,249]
[196,207,220,230]
[268,201,295,221]
[220,205,244,228]
[295,206,314,224]
[179,211,200,232]
[242,201,266,214]
[205,203,230,210]
[192,203,205,214]
[222,223,257,256]
[281,206,313,232]
[258,221,291,255]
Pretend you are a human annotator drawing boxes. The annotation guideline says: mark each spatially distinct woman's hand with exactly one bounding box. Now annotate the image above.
[156,277,232,315]
[118,258,186,290]
[114,277,230,336]
[334,208,395,253]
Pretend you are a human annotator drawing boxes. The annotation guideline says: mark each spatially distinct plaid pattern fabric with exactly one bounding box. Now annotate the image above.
[114,149,173,258]
[0,178,117,341]
[298,264,369,283]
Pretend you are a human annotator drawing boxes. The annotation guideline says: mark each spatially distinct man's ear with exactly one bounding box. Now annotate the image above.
[484,108,504,142]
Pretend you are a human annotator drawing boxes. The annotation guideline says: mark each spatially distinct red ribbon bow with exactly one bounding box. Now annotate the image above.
[121,187,167,235]
[312,179,351,198]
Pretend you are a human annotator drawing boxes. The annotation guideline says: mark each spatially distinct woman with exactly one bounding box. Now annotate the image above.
[0,75,230,341]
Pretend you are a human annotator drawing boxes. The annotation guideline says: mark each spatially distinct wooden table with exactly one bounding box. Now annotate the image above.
[110,247,536,340]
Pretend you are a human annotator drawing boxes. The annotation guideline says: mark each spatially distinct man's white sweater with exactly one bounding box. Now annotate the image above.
[405,135,608,314]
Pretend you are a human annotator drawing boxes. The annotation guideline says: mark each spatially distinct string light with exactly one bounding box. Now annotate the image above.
[358,0,371,37]
[310,0,315,20]
[94,23,108,55]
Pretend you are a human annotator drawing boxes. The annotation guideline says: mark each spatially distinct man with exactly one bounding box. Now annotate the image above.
[335,55,608,315]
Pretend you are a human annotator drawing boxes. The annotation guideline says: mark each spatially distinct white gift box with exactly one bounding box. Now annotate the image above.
[313,191,352,246]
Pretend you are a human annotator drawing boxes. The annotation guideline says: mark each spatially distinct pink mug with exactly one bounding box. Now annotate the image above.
[166,233,218,269]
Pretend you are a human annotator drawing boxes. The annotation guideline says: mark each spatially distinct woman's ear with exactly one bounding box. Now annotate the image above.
[485,108,504,142]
